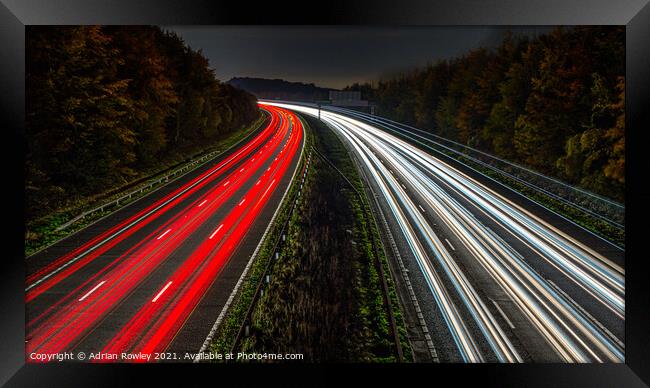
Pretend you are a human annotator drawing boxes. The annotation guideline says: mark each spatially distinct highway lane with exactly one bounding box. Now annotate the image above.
[324,106,625,336]
[327,105,624,261]
[26,105,304,360]
[266,101,624,363]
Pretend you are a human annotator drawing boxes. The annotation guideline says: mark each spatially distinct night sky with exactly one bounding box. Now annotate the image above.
[165,26,553,89]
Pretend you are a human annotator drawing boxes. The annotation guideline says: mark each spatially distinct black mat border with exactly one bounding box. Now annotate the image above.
[1,1,649,386]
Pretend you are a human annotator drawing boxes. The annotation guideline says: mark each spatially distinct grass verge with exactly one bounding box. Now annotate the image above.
[207,115,311,358]
[452,152,624,247]
[372,124,624,248]
[208,114,411,362]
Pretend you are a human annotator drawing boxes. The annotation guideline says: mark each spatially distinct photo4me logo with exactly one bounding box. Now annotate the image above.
[27,351,306,362]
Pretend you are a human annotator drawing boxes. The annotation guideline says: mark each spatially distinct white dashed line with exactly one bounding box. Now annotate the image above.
[209,224,223,239]
[78,281,106,302]
[156,229,172,240]
[444,238,455,251]
[490,298,516,329]
[152,281,173,303]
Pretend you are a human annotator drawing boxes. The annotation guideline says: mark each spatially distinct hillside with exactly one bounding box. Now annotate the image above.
[227,77,334,101]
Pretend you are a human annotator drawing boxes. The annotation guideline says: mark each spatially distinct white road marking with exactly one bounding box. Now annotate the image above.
[418,204,426,213]
[25,135,258,292]
[490,298,516,329]
[444,238,456,251]
[209,224,223,240]
[152,281,173,303]
[223,180,230,187]
[260,179,276,200]
[198,200,207,207]
[78,281,106,302]
[156,229,172,240]
[239,198,246,206]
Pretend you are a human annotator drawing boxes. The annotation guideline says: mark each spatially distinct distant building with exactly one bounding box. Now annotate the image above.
[328,90,369,107]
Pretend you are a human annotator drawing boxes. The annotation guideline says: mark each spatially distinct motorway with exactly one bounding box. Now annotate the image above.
[265,101,625,363]
[25,105,304,361]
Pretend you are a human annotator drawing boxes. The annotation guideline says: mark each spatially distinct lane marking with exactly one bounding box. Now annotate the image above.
[223,180,230,187]
[444,238,456,251]
[78,281,106,302]
[240,168,244,173]
[209,224,224,240]
[401,183,406,190]
[418,204,426,213]
[256,179,261,186]
[156,229,172,240]
[239,198,246,206]
[260,179,276,200]
[490,298,516,329]
[152,281,173,303]
[198,200,207,207]
[27,119,272,291]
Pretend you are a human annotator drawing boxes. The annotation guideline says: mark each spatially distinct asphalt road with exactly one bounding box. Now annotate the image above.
[25,104,304,361]
[267,101,624,363]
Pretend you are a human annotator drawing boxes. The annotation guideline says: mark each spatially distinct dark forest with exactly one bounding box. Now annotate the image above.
[26,26,260,223]
[346,27,625,202]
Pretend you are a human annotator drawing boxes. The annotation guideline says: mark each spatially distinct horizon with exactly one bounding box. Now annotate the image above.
[165,26,553,89]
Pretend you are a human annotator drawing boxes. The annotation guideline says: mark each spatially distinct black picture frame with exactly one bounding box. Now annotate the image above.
[1,0,649,386]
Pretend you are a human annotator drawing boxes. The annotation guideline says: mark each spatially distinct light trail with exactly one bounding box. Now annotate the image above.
[26,106,304,360]
[266,101,624,363]
[99,111,302,358]
[26,109,284,301]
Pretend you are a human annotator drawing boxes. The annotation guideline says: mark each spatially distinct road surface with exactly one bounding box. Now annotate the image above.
[266,101,624,363]
[26,104,304,362]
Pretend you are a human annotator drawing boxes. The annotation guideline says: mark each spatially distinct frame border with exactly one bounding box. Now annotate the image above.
[2,1,649,386]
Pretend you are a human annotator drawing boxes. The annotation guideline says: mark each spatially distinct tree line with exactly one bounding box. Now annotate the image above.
[346,27,624,202]
[26,26,259,222]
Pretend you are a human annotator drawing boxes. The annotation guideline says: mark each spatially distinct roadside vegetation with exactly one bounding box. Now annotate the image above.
[25,26,260,254]
[346,27,625,203]
[25,115,266,257]
[208,124,312,358]
[209,116,411,362]
[379,128,625,247]
[453,152,625,247]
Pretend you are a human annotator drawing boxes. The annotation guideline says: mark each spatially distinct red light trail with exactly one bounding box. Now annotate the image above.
[26,105,303,361]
